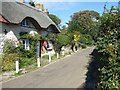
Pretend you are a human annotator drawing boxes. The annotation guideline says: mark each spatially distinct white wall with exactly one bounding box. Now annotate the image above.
[0,21,55,54]
[0,21,39,53]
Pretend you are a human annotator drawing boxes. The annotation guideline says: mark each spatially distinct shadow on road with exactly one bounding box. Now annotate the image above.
[78,49,99,90]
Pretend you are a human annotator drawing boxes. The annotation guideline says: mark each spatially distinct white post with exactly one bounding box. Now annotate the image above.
[49,54,52,63]
[16,60,19,73]
[57,52,59,59]
[37,41,40,67]
[37,58,40,67]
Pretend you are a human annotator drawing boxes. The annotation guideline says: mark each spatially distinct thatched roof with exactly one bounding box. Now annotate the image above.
[0,2,60,32]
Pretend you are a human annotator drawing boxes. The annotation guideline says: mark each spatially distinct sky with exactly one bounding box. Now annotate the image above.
[25,0,119,26]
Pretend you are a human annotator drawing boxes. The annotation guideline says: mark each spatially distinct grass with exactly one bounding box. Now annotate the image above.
[42,54,57,61]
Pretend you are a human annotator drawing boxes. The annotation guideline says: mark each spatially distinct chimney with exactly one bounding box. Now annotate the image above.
[35,1,44,11]
[40,4,44,11]
[35,0,40,9]
[35,3,40,9]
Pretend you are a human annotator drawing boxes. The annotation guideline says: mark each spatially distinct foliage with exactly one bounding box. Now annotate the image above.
[21,33,43,41]
[96,6,120,89]
[3,54,18,71]
[48,14,61,26]
[17,33,42,68]
[68,10,100,45]
[80,34,93,45]
[2,40,19,71]
[19,57,35,68]
[56,30,70,47]
[3,40,16,54]
[47,30,70,52]
[2,33,43,71]
[47,26,81,52]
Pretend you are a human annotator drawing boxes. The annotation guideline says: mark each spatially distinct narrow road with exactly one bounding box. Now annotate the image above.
[3,47,94,88]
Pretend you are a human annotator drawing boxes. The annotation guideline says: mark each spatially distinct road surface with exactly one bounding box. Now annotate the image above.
[2,47,94,88]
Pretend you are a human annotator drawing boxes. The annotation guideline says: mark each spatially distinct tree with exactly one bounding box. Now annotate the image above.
[68,10,100,45]
[48,14,61,26]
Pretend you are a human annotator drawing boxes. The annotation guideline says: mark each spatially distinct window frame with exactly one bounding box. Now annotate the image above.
[22,39,30,50]
[20,19,31,27]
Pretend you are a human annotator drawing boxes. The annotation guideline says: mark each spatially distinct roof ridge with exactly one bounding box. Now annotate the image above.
[16,2,44,14]
[16,2,51,20]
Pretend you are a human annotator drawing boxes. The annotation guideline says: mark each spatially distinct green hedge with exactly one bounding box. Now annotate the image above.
[96,6,120,89]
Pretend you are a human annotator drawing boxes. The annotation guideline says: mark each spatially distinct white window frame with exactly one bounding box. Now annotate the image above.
[22,39,30,50]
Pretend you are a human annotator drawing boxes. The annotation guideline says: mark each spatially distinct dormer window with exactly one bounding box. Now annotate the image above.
[20,19,31,27]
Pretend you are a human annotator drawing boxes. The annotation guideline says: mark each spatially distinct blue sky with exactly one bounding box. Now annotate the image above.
[43,2,118,26]
[25,0,118,26]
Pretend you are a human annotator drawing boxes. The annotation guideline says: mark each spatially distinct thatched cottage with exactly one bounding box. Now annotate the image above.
[0,1,60,55]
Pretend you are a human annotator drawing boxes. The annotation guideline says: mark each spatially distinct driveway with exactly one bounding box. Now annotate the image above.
[2,47,94,88]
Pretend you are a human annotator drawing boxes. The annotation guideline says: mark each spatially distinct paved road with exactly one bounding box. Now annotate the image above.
[2,47,94,88]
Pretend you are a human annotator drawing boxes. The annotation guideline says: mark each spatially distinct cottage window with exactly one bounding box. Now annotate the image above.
[21,19,31,27]
[22,39,30,50]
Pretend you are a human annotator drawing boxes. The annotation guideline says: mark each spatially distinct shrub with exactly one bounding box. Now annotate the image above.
[3,40,16,54]
[3,54,19,71]
[19,57,35,68]
[2,40,19,71]
[96,6,120,89]
[80,34,93,45]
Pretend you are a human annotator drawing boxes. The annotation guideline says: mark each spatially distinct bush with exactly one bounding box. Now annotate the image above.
[3,54,18,71]
[19,57,35,68]
[80,34,93,46]
[96,6,120,89]
[2,40,19,71]
[3,40,16,54]
[2,34,38,71]
[56,31,70,47]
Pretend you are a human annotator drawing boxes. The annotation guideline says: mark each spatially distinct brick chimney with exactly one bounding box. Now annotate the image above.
[35,1,44,11]
[40,4,44,11]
